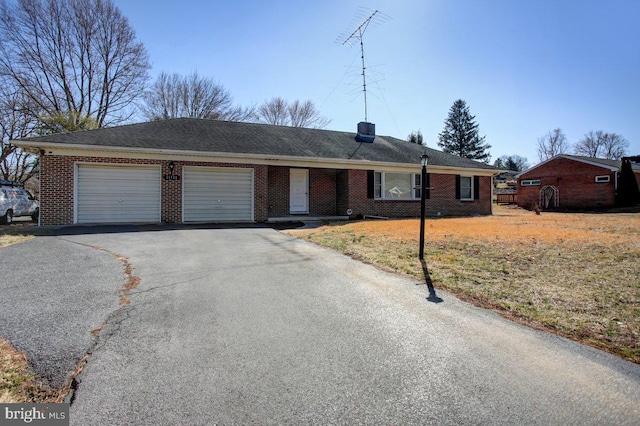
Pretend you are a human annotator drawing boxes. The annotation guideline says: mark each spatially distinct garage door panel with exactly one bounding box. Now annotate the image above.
[77,165,161,224]
[183,168,253,222]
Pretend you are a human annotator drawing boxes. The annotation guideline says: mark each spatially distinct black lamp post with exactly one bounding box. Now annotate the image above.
[419,153,429,260]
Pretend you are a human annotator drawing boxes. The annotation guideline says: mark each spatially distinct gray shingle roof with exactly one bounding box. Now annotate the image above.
[564,155,640,172]
[19,118,498,170]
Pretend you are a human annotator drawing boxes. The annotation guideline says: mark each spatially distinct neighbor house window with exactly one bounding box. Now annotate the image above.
[373,171,421,200]
[459,175,473,200]
[595,175,610,183]
[521,179,541,186]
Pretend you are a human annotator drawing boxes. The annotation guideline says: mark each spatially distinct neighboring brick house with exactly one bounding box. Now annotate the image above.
[14,118,499,225]
[516,155,640,210]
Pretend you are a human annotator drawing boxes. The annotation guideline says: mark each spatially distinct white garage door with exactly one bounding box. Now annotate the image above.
[183,167,253,222]
[76,164,161,224]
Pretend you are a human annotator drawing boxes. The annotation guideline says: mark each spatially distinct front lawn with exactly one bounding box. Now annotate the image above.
[289,206,640,363]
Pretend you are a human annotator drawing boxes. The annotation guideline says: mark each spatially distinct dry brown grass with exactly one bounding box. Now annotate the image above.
[0,338,61,403]
[291,206,640,363]
[0,221,43,247]
[0,233,34,248]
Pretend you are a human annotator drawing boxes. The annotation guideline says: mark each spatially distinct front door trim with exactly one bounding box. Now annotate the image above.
[290,168,309,214]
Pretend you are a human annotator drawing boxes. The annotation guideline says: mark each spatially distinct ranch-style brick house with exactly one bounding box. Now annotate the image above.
[516,154,640,210]
[14,118,499,226]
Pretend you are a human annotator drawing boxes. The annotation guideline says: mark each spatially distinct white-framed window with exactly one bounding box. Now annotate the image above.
[521,179,541,186]
[595,175,610,183]
[414,173,422,199]
[374,171,421,200]
[459,175,473,201]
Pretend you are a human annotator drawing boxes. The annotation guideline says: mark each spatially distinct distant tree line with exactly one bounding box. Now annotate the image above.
[537,128,630,162]
[493,155,529,172]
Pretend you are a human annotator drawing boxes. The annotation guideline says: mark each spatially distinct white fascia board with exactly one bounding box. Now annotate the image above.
[16,141,497,176]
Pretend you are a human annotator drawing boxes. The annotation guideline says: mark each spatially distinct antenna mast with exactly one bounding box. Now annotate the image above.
[337,8,390,123]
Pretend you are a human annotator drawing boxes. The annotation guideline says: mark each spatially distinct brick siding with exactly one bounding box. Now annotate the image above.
[267,167,491,218]
[267,166,289,216]
[309,168,337,215]
[517,158,617,209]
[40,155,269,225]
[344,170,492,218]
[40,156,493,225]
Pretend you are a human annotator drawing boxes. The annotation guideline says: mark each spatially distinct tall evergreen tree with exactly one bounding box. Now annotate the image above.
[616,158,640,206]
[407,130,424,145]
[437,99,491,162]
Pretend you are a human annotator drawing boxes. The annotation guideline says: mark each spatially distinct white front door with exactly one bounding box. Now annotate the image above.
[290,169,309,213]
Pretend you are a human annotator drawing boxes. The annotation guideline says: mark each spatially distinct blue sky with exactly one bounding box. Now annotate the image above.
[114,0,639,165]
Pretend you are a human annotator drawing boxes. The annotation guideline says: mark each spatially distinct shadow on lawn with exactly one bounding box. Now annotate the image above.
[420,259,444,304]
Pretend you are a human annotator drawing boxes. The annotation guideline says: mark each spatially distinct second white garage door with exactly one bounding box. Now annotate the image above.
[183,167,254,222]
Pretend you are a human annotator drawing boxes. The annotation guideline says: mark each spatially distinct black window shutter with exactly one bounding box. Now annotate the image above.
[474,176,480,200]
[425,173,431,199]
[367,170,374,199]
[455,175,461,199]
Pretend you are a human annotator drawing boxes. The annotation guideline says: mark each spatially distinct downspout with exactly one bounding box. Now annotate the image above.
[38,150,43,227]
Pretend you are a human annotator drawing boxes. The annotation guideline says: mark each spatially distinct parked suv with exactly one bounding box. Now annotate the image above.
[0,181,39,224]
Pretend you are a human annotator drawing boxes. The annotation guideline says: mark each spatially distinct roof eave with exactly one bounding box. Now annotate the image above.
[517,155,620,177]
[14,140,498,175]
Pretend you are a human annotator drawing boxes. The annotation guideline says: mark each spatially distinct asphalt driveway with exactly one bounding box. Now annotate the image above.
[1,225,639,425]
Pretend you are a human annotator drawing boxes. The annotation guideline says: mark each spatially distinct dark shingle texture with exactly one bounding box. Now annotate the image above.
[565,155,640,172]
[21,118,498,170]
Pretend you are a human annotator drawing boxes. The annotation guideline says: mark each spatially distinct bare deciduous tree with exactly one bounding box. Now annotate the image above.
[257,97,288,126]
[0,87,39,182]
[257,97,330,129]
[141,72,254,122]
[574,130,604,157]
[573,131,629,160]
[600,133,629,160]
[537,128,569,162]
[0,0,150,127]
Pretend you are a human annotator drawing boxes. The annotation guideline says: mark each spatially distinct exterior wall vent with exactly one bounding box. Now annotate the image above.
[355,122,375,143]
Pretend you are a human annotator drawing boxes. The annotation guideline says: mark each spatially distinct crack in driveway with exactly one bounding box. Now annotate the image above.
[54,237,141,404]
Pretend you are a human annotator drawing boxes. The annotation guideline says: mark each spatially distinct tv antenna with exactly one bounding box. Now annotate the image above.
[337,8,391,122]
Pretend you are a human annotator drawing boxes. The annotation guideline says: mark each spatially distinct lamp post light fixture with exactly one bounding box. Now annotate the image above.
[168,161,175,175]
[419,153,429,260]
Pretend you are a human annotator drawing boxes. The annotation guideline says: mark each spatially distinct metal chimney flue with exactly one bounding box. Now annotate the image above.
[355,121,375,143]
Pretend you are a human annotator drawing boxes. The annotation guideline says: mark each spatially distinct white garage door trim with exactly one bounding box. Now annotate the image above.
[75,163,161,224]
[182,166,254,223]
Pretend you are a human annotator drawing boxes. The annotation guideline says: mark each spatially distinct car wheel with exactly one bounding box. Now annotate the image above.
[31,208,39,222]
[3,210,13,224]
